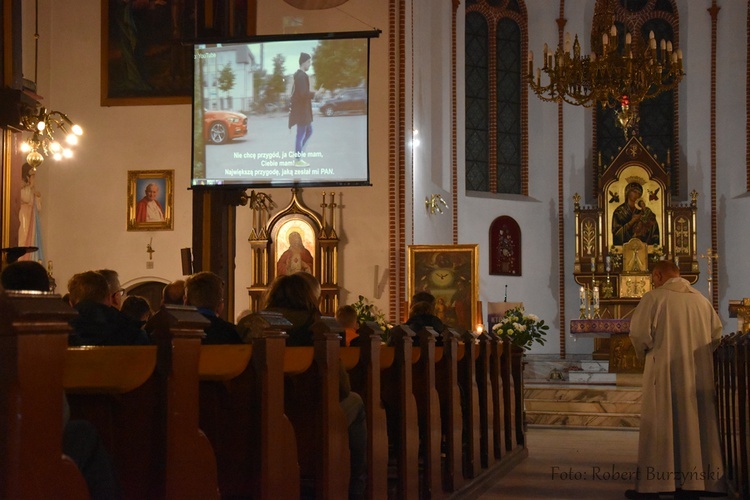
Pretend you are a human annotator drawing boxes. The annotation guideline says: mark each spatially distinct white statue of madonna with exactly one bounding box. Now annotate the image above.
[18,163,44,262]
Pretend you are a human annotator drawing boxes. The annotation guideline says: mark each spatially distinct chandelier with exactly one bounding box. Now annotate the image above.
[527,0,684,134]
[17,0,83,169]
[19,108,83,168]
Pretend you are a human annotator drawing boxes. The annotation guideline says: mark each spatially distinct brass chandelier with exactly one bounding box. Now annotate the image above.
[527,0,684,134]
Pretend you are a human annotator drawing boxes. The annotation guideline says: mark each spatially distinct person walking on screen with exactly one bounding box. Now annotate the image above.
[288,52,322,167]
[626,260,725,499]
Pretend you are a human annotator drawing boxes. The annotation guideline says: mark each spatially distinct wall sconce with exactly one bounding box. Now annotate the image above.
[425,194,449,215]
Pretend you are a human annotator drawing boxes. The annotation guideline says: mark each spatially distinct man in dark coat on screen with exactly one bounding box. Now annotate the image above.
[288,52,321,167]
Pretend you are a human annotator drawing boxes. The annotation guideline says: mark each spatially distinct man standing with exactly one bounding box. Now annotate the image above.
[135,183,165,222]
[626,260,725,499]
[288,52,320,167]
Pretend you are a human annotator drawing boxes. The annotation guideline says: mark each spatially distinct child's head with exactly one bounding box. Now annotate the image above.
[336,304,358,329]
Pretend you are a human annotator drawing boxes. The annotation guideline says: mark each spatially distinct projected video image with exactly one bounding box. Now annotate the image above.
[192,34,371,188]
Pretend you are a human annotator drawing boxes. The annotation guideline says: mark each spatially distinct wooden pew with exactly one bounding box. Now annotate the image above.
[500,337,520,451]
[457,330,483,479]
[473,331,502,467]
[0,290,89,499]
[65,305,220,499]
[284,317,351,498]
[198,311,299,499]
[434,329,464,493]
[411,327,443,498]
[380,325,420,499]
[342,321,389,500]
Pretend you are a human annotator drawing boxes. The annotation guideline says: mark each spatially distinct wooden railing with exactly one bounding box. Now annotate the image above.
[0,290,527,499]
[715,332,749,499]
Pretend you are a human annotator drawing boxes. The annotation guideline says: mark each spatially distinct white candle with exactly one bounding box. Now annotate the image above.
[593,286,600,309]
[674,256,679,267]
[590,257,596,271]
[579,286,586,309]
[605,256,611,272]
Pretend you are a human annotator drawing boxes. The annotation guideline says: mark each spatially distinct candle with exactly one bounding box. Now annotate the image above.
[590,257,596,271]
[605,256,611,272]
[593,286,600,310]
[674,256,679,267]
[579,286,586,309]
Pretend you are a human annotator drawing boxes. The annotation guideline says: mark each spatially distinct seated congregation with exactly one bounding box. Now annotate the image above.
[0,262,526,499]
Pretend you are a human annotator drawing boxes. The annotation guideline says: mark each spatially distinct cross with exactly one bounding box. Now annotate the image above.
[147,238,155,261]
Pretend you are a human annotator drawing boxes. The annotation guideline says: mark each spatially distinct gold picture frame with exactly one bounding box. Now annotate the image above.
[127,170,174,231]
[408,244,479,333]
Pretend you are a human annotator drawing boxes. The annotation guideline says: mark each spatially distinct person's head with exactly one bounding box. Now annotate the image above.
[1,260,50,291]
[288,231,304,248]
[21,162,36,184]
[263,273,319,312]
[184,271,225,313]
[336,304,358,329]
[68,271,110,307]
[412,291,436,306]
[651,260,680,288]
[409,300,435,317]
[299,52,311,70]
[121,295,153,324]
[95,269,124,309]
[294,271,321,303]
[144,183,159,201]
[625,182,643,204]
[162,279,186,305]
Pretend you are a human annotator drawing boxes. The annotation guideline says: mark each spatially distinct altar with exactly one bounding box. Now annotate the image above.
[571,136,700,372]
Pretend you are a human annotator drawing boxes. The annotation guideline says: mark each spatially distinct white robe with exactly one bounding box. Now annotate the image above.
[629,277,725,493]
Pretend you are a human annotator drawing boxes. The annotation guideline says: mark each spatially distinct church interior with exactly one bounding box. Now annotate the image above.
[2,0,750,498]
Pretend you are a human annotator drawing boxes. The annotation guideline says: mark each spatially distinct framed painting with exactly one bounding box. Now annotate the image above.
[101,0,194,106]
[408,244,479,333]
[127,170,174,231]
[272,215,317,278]
[489,215,521,275]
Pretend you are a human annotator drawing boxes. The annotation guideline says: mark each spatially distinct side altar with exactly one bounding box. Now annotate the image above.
[571,136,700,371]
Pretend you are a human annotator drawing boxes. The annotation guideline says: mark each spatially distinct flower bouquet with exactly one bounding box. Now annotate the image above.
[491,305,549,350]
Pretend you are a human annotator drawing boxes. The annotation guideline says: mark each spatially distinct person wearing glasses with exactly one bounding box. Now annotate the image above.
[67,270,150,346]
[96,268,126,310]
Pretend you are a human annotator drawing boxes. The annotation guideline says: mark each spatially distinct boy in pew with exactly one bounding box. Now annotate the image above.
[1,261,124,499]
[336,304,360,346]
[184,271,243,344]
[67,271,151,346]
[161,278,186,305]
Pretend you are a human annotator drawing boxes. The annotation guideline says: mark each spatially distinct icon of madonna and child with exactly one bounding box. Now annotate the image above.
[611,181,660,247]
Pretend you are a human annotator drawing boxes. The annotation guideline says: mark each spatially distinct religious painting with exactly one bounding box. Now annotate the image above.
[605,164,664,252]
[408,244,479,333]
[101,0,195,106]
[489,215,521,275]
[274,217,316,277]
[127,170,174,231]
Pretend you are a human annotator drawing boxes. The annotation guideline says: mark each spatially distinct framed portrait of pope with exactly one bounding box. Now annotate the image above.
[127,170,174,231]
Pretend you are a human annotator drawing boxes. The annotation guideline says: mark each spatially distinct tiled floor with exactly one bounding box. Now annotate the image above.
[477,427,641,499]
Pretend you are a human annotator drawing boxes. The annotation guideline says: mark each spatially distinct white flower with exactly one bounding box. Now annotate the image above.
[527,314,539,322]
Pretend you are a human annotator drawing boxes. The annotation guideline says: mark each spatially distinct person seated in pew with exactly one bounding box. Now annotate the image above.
[184,271,243,344]
[96,268,125,310]
[67,271,151,346]
[1,261,124,499]
[336,304,360,347]
[120,295,153,328]
[386,292,446,346]
[161,279,186,306]
[264,272,368,500]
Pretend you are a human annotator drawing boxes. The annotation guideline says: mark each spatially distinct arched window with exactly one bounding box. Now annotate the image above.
[465,0,528,195]
[595,0,680,193]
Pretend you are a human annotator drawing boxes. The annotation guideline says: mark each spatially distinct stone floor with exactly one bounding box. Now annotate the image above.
[476,427,642,499]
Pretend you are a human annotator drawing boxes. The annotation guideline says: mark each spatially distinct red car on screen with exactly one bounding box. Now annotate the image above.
[203,109,248,144]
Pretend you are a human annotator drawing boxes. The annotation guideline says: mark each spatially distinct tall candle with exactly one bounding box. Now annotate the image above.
[579,286,586,309]
[674,256,679,267]
[593,286,600,310]
[590,257,596,271]
[605,256,611,272]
